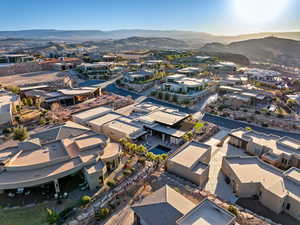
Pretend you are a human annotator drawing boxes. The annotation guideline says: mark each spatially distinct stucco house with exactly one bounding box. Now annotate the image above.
[228,128,300,169]
[222,156,300,221]
[0,121,121,194]
[132,185,236,225]
[167,141,211,186]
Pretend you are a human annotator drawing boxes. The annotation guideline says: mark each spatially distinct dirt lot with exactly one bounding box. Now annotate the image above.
[0,70,67,86]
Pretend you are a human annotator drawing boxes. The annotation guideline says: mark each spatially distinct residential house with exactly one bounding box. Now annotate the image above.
[72,106,112,126]
[0,90,20,126]
[222,156,300,221]
[177,67,202,76]
[131,185,196,225]
[0,121,121,193]
[76,62,115,80]
[167,141,211,186]
[132,185,236,225]
[159,74,213,103]
[245,68,286,88]
[228,128,300,169]
[176,198,236,225]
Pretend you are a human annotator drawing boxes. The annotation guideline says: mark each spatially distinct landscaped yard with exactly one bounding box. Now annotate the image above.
[0,204,48,225]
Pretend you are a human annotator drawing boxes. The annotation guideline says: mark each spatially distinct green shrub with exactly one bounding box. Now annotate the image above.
[123,169,132,176]
[12,126,29,141]
[80,195,91,205]
[96,207,110,220]
[107,180,116,187]
[39,118,47,125]
[228,205,239,216]
[46,208,60,224]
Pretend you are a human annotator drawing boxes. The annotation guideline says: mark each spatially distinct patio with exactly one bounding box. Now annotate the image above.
[139,135,180,153]
[0,172,86,207]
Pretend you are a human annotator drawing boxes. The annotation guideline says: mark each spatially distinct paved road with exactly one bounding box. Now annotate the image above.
[104,83,141,99]
[203,113,300,139]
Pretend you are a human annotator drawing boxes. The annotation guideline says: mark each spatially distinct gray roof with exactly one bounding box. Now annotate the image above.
[131,185,195,225]
[31,122,89,144]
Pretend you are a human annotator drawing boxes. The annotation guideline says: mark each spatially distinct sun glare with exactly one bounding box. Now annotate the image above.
[233,0,288,24]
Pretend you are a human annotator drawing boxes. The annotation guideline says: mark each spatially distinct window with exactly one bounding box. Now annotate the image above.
[286,203,291,210]
[282,158,288,164]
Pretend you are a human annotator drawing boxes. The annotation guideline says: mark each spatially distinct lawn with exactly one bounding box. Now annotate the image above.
[0,199,78,225]
[0,204,48,225]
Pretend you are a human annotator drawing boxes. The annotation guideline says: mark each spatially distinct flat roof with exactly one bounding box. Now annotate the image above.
[20,85,49,91]
[146,110,189,126]
[177,198,236,225]
[89,112,122,127]
[170,141,210,170]
[224,156,286,197]
[73,106,112,120]
[279,137,300,150]
[167,74,186,79]
[58,87,96,96]
[285,168,300,182]
[104,119,144,137]
[75,135,106,150]
[224,93,250,102]
[8,140,68,167]
[101,143,121,160]
[150,124,186,138]
[219,85,243,92]
[225,156,300,201]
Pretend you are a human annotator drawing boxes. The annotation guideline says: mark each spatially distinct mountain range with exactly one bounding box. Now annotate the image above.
[1,29,300,44]
[201,37,300,66]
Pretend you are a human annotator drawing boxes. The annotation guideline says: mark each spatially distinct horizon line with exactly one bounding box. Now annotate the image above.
[0,28,299,37]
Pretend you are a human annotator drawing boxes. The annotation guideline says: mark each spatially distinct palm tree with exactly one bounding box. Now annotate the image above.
[137,144,147,155]
[146,152,156,161]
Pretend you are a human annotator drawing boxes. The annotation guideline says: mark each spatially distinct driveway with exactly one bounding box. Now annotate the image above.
[191,93,218,120]
[204,131,248,203]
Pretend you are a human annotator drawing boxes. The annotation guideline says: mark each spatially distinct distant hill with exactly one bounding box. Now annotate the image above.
[27,36,189,53]
[200,37,300,66]
[1,29,300,44]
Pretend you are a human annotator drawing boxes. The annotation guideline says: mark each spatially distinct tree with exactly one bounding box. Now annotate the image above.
[227,205,239,216]
[12,126,29,141]
[182,131,193,142]
[80,195,91,205]
[39,118,47,126]
[146,152,156,161]
[46,208,60,224]
[26,98,33,106]
[137,144,147,155]
[6,85,20,94]
[161,153,168,161]
[96,208,110,220]
[287,98,297,107]
[193,122,204,133]
[35,98,42,109]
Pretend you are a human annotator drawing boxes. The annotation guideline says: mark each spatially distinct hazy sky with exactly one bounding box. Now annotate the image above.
[1,0,299,35]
